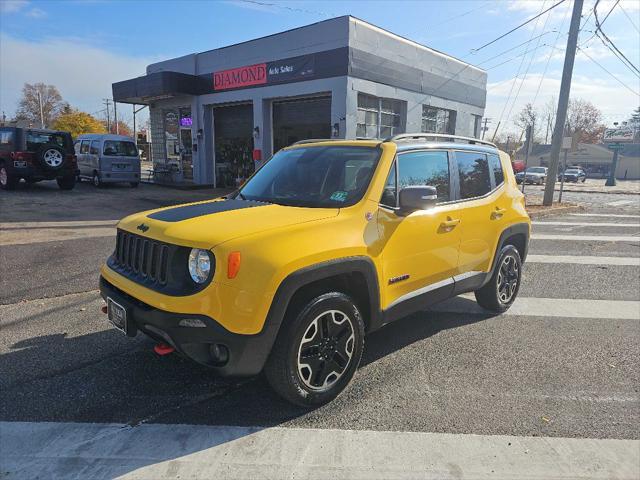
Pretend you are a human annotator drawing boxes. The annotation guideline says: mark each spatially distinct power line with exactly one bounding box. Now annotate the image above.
[471,0,566,53]
[579,0,619,47]
[594,31,640,77]
[619,2,640,34]
[577,46,640,97]
[594,1,640,75]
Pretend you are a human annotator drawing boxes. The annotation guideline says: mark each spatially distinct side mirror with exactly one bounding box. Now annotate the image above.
[398,186,437,214]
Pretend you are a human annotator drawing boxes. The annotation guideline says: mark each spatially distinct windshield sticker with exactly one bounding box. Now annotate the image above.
[330,191,348,202]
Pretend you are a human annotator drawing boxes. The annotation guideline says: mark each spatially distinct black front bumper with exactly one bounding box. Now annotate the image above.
[99,277,279,377]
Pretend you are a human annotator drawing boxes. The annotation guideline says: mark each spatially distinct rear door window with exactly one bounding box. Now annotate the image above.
[455,151,491,199]
[103,141,138,157]
[90,140,100,155]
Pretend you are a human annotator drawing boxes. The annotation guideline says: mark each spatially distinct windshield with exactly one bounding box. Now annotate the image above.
[103,140,138,157]
[565,169,579,174]
[526,167,546,173]
[236,146,381,208]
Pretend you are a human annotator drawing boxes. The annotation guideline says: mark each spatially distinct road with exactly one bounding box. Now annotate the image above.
[1,180,639,479]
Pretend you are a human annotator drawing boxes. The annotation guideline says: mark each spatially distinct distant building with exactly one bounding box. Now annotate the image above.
[112,16,487,186]
[516,143,640,179]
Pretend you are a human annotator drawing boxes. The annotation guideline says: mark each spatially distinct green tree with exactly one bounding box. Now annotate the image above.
[53,110,107,138]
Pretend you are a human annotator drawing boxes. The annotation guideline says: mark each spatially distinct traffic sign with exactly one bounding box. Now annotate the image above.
[607,143,624,150]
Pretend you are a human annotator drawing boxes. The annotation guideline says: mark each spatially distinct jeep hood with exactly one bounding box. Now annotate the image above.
[117,198,339,248]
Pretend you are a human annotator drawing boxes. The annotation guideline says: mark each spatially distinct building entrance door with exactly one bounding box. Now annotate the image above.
[272,96,331,152]
[213,103,254,188]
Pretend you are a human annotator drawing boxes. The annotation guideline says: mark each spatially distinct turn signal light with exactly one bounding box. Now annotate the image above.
[227,252,241,279]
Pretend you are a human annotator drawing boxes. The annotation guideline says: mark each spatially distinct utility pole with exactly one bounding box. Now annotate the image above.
[543,0,583,206]
[37,90,44,128]
[113,100,119,134]
[481,118,492,140]
[521,125,533,194]
[103,99,112,132]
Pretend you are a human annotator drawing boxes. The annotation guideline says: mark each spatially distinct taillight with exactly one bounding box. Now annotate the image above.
[66,154,77,164]
[10,152,34,162]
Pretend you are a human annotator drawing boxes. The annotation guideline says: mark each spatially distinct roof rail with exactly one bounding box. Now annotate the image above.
[385,133,496,148]
[291,138,335,145]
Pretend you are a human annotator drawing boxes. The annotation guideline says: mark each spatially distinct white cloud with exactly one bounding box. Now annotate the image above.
[0,0,28,13]
[0,34,158,121]
[26,6,46,18]
[485,72,639,133]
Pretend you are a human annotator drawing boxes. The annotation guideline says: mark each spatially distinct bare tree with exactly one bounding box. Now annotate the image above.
[565,99,605,144]
[15,83,66,128]
[514,103,539,142]
[542,97,556,144]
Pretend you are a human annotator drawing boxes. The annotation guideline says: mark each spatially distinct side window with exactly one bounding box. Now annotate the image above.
[455,151,491,199]
[488,153,504,186]
[0,131,14,145]
[380,161,397,208]
[80,140,90,154]
[74,141,81,155]
[398,150,450,202]
[90,140,100,155]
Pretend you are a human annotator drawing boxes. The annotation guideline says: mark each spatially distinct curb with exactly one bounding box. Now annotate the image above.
[526,204,585,219]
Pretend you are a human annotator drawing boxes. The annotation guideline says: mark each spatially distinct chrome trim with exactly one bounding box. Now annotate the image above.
[453,271,484,282]
[387,277,454,310]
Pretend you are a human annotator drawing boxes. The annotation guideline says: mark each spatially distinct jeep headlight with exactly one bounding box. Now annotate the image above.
[188,248,212,284]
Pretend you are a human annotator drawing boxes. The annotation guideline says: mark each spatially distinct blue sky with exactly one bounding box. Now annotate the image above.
[1,0,639,137]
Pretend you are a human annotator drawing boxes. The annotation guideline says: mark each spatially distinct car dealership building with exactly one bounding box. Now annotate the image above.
[113,16,487,186]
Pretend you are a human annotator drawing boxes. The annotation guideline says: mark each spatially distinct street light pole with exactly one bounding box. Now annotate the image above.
[543,0,583,206]
[37,90,44,128]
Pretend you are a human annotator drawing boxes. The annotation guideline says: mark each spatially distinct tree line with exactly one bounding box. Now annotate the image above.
[8,82,132,138]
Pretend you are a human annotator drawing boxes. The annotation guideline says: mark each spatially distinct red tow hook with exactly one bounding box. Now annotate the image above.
[154,343,175,356]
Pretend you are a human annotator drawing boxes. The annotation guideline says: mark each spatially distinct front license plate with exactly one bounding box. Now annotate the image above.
[107,297,127,334]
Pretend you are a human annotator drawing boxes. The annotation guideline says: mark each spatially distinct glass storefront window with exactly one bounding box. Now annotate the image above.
[421,105,457,135]
[356,93,404,139]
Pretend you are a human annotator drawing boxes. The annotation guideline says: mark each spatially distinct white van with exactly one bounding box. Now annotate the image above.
[75,134,141,187]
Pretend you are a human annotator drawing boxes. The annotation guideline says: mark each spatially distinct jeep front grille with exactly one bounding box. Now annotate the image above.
[114,230,169,284]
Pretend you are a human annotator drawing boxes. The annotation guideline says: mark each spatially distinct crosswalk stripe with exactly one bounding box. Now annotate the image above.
[527,254,640,266]
[570,213,640,218]
[531,234,640,242]
[532,221,639,227]
[607,199,637,206]
[432,295,640,320]
[1,421,637,480]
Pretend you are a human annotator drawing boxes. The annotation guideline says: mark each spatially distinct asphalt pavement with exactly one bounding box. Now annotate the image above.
[0,180,639,479]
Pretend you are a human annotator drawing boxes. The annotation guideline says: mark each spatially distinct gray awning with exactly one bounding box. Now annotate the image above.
[112,71,209,104]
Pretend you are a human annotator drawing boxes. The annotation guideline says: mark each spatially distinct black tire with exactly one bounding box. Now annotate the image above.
[0,165,18,190]
[264,292,365,407]
[37,144,66,171]
[130,182,139,188]
[474,245,522,313]
[57,175,76,190]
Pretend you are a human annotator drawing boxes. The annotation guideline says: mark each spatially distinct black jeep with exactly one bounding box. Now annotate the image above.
[0,127,79,190]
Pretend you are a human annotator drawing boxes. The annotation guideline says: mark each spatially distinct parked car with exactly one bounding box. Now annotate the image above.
[515,166,548,185]
[99,134,531,406]
[75,134,141,187]
[0,127,78,190]
[558,168,586,183]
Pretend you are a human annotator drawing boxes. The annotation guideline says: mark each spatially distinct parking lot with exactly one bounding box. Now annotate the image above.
[1,180,639,478]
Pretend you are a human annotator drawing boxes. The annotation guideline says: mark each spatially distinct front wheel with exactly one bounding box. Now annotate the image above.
[264,292,365,407]
[475,245,522,313]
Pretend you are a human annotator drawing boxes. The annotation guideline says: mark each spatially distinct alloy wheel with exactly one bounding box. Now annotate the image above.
[297,309,355,392]
[0,167,7,186]
[44,149,63,168]
[497,255,519,304]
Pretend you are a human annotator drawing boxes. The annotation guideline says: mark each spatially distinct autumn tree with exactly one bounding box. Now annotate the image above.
[52,110,107,138]
[565,99,605,144]
[514,103,540,142]
[15,83,66,128]
[102,120,133,137]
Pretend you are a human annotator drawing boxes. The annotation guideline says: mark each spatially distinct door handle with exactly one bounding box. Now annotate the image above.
[491,207,507,220]
[439,217,460,231]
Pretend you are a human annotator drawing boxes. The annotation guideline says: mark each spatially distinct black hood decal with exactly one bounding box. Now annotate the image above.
[147,199,267,222]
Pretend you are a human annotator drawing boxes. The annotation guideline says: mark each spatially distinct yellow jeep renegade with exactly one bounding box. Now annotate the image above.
[100,134,530,406]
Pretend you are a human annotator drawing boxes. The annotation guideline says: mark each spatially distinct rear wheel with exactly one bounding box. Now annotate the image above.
[57,175,76,190]
[0,166,18,190]
[264,292,365,406]
[475,245,522,313]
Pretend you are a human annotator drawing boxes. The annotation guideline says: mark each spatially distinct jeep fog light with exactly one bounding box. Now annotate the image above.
[179,318,207,328]
[188,248,212,284]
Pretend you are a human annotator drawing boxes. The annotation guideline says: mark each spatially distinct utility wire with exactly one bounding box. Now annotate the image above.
[579,0,618,47]
[619,2,640,34]
[471,0,566,53]
[595,31,640,77]
[578,46,640,97]
[594,1,640,75]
